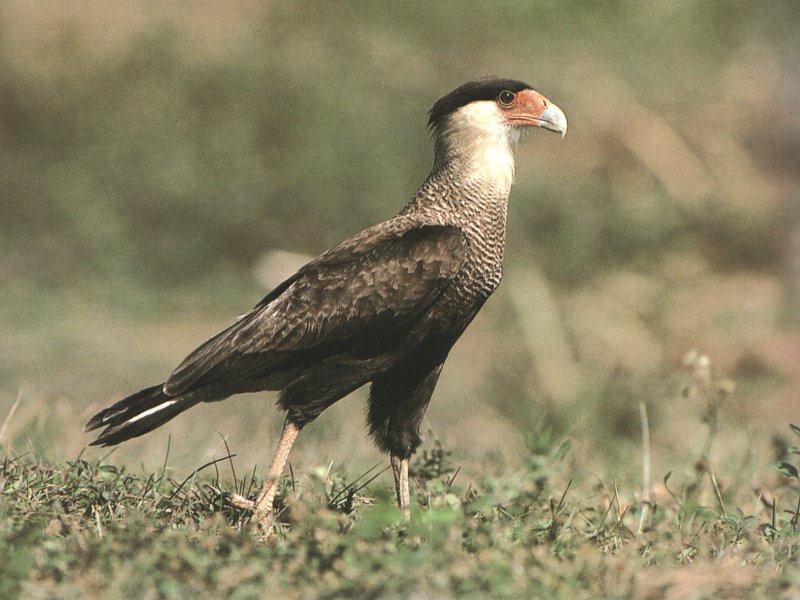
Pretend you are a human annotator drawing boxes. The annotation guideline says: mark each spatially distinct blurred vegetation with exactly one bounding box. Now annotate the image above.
[0,0,799,506]
[2,2,797,288]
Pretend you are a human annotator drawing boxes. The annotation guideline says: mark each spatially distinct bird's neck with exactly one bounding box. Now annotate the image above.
[431,124,517,195]
[401,126,516,220]
[400,151,512,251]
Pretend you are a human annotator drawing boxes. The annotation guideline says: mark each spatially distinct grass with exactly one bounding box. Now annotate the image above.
[2,427,800,599]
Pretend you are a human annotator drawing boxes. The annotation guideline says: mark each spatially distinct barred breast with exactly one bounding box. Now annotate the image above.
[401,167,510,334]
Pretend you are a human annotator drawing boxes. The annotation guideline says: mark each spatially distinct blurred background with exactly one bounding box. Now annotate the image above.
[1,1,799,489]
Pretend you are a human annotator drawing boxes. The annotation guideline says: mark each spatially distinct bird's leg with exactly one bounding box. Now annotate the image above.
[390,454,410,517]
[229,416,302,529]
[253,417,302,522]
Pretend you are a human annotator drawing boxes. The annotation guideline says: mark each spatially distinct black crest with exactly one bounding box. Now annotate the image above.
[427,77,532,130]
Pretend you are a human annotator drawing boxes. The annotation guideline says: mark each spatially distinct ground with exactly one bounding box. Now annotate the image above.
[2,426,799,598]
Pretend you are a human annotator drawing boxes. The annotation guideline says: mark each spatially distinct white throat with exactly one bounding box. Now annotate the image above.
[434,101,517,192]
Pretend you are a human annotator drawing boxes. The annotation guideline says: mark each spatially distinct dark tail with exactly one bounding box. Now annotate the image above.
[84,384,201,447]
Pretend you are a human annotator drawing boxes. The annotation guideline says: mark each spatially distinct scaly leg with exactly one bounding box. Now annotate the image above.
[229,416,302,529]
[391,454,410,517]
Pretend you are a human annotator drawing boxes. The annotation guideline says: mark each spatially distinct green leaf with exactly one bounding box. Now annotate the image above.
[353,503,404,539]
[465,496,494,515]
[790,423,800,438]
[419,506,459,528]
[774,461,799,479]
[721,514,740,529]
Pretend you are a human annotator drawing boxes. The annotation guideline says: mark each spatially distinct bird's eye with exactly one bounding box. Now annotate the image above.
[498,90,516,107]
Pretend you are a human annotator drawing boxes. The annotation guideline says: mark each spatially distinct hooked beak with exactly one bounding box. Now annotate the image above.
[506,89,568,138]
[538,103,568,138]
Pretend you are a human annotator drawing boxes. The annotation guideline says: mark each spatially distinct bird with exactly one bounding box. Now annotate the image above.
[85,77,567,527]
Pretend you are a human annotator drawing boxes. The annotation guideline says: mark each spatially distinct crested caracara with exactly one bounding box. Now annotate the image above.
[85,77,567,527]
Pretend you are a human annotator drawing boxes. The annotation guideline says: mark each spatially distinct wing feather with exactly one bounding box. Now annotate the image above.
[163,222,466,395]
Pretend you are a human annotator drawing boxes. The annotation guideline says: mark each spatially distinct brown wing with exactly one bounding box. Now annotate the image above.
[163,223,467,396]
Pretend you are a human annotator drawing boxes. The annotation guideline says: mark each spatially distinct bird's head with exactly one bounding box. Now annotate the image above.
[427,78,566,188]
[428,77,567,139]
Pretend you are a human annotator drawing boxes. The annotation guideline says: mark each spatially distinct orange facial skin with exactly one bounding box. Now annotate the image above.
[498,89,567,136]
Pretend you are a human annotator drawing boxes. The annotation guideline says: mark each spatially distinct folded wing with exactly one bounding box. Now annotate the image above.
[163,223,467,396]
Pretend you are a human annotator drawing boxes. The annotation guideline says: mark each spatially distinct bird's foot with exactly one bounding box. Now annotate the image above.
[227,493,277,538]
[254,510,275,536]
[227,493,256,511]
